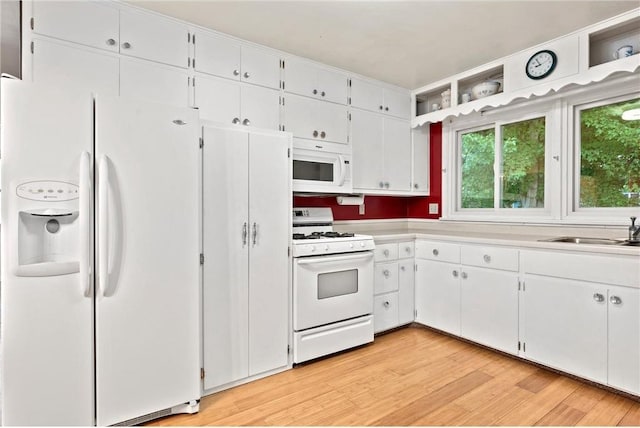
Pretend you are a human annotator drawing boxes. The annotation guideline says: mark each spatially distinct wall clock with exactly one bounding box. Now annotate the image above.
[525,50,557,80]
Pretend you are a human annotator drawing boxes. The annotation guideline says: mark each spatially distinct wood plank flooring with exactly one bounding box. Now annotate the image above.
[147,327,640,426]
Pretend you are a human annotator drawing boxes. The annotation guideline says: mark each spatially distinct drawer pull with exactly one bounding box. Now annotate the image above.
[383,301,390,308]
[432,249,439,256]
[483,254,491,263]
[383,269,390,278]
[383,249,390,257]
[593,293,605,303]
[610,295,622,305]
[405,246,411,253]
[400,265,406,272]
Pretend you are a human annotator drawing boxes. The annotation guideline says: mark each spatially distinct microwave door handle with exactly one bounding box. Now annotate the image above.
[337,155,347,186]
[296,252,373,265]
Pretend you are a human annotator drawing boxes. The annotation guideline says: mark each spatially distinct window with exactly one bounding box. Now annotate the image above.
[458,117,546,211]
[576,97,640,209]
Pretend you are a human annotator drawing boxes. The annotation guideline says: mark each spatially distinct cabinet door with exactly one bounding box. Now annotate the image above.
[194,31,240,80]
[241,84,280,131]
[241,46,281,89]
[195,74,241,125]
[317,68,349,105]
[202,126,250,391]
[398,259,415,325]
[415,259,461,335]
[460,266,519,354]
[316,98,349,144]
[119,9,189,68]
[31,38,119,96]
[412,126,430,193]
[375,262,399,294]
[351,109,384,190]
[284,58,317,99]
[384,88,410,119]
[608,286,640,395]
[350,77,384,113]
[285,94,348,144]
[383,117,411,191]
[523,275,607,384]
[248,132,290,376]
[120,58,190,107]
[31,1,119,52]
[374,293,399,333]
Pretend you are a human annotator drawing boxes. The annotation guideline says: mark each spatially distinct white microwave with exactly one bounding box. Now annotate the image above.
[292,140,352,194]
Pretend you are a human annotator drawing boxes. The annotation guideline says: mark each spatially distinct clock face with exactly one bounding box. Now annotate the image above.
[526,50,557,80]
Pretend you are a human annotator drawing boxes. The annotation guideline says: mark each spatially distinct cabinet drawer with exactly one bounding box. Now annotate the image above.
[375,243,398,262]
[398,241,414,259]
[461,245,519,272]
[374,293,399,333]
[415,240,460,264]
[375,262,398,294]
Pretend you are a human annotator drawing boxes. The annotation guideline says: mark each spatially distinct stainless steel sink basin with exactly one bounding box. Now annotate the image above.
[540,236,626,245]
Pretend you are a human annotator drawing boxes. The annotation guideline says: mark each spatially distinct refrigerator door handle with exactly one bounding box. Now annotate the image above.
[98,155,110,297]
[79,151,92,297]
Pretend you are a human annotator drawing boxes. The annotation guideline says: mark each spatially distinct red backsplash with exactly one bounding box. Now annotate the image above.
[294,123,443,221]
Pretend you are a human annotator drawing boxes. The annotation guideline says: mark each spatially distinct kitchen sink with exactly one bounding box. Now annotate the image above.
[540,236,640,246]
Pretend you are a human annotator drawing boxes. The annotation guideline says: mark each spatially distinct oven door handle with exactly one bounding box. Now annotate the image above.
[337,154,347,186]
[296,252,373,265]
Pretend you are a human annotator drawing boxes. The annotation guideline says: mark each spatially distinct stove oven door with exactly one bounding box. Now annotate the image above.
[293,251,374,331]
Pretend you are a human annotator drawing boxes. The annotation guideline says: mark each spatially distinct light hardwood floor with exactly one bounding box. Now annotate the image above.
[147,326,640,426]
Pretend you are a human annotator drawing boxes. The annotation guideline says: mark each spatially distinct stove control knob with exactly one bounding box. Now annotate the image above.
[360,242,365,247]
[350,243,354,248]
[310,246,316,252]
[325,245,330,251]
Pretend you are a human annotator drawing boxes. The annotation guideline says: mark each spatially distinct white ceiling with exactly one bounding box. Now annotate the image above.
[129,1,638,89]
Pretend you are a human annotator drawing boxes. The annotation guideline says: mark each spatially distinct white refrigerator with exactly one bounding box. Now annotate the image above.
[1,80,201,426]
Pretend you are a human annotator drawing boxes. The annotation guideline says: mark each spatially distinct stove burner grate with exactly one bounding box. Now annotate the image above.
[292,231,356,240]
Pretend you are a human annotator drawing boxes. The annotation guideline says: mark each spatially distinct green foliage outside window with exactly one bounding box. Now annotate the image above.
[461,128,494,208]
[580,98,640,208]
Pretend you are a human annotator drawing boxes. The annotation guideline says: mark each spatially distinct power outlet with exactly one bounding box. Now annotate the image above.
[428,203,439,215]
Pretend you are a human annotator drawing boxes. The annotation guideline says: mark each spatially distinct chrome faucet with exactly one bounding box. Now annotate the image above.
[630,216,640,241]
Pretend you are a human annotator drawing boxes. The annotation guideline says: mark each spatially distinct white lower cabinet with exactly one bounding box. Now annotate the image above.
[373,242,415,333]
[608,285,640,395]
[202,124,290,391]
[415,259,461,335]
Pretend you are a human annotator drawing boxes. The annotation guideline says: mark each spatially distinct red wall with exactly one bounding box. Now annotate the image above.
[294,122,442,221]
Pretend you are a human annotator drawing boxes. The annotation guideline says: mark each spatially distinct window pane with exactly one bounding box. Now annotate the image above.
[579,98,640,207]
[461,128,495,208]
[500,117,546,208]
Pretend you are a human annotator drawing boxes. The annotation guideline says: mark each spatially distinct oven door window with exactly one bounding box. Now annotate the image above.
[293,159,334,182]
[318,269,358,299]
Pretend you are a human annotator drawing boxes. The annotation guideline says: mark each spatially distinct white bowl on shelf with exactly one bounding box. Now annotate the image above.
[471,81,501,99]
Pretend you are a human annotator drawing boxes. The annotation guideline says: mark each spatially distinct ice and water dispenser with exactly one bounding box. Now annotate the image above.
[15,180,80,276]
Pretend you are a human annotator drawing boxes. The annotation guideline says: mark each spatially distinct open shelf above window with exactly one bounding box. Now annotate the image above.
[589,16,640,68]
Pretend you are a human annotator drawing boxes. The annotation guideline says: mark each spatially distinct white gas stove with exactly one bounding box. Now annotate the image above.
[291,207,375,364]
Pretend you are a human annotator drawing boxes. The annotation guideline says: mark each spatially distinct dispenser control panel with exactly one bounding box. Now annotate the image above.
[17,181,79,201]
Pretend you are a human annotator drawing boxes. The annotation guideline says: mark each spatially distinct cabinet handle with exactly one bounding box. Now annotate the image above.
[461,272,468,279]
[313,89,318,95]
[483,254,491,263]
[379,105,384,110]
[383,269,390,278]
[432,249,439,256]
[452,270,458,278]
[383,301,390,308]
[321,91,326,97]
[313,130,319,138]
[106,38,116,46]
[384,182,390,188]
[414,183,419,189]
[400,265,406,272]
[232,117,241,124]
[242,118,251,126]
[243,71,250,78]
[122,42,131,49]
[593,293,605,303]
[405,246,411,253]
[383,249,390,257]
[379,181,384,188]
[610,295,622,305]
[320,131,326,139]
[385,106,389,111]
[242,222,248,246]
[252,222,258,246]
[233,69,240,76]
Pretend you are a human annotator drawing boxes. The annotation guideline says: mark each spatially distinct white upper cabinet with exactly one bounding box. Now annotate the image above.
[120,58,190,107]
[412,125,430,193]
[350,77,410,119]
[31,38,119,96]
[31,1,119,52]
[284,94,349,144]
[383,117,412,191]
[285,58,349,105]
[119,9,189,68]
[195,32,281,89]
